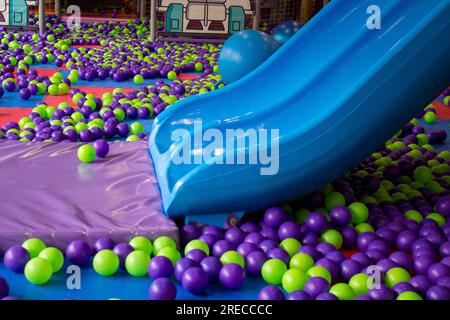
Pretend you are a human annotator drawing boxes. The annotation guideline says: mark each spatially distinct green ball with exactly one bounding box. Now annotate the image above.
[113,108,125,121]
[58,83,70,95]
[129,236,153,255]
[48,84,59,96]
[279,238,301,257]
[404,209,424,223]
[153,236,177,255]
[126,135,140,142]
[294,208,310,223]
[261,259,287,285]
[289,252,314,272]
[125,250,150,277]
[281,268,308,293]
[167,71,177,81]
[22,238,46,258]
[425,213,445,226]
[307,266,332,284]
[194,62,203,72]
[134,74,144,85]
[397,291,423,300]
[329,283,356,300]
[423,111,437,124]
[444,96,450,106]
[157,247,181,265]
[416,133,428,146]
[349,273,370,296]
[220,250,245,268]
[324,192,345,210]
[348,202,369,224]
[355,223,375,234]
[413,166,433,184]
[184,239,209,256]
[130,122,145,135]
[24,257,53,285]
[93,250,120,276]
[77,144,96,163]
[385,267,411,288]
[320,229,343,249]
[39,247,64,273]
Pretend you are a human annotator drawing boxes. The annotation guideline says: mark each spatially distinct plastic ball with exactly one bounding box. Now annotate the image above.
[149,278,177,300]
[307,266,332,284]
[24,257,53,285]
[129,236,153,255]
[219,263,245,289]
[304,276,330,298]
[349,273,371,296]
[320,229,343,249]
[175,258,198,282]
[218,30,280,84]
[329,283,356,300]
[157,247,181,265]
[125,250,151,277]
[261,258,287,285]
[148,256,174,279]
[93,140,109,158]
[66,240,91,266]
[200,256,222,282]
[426,285,450,300]
[130,122,145,135]
[348,202,369,224]
[385,267,411,288]
[279,238,301,257]
[93,250,120,276]
[258,285,285,300]
[3,245,30,273]
[185,239,209,256]
[220,250,245,268]
[281,268,308,293]
[153,236,177,255]
[39,247,64,273]
[271,20,302,45]
[77,144,96,163]
[182,267,208,294]
[22,238,46,258]
[289,252,314,272]
[397,291,423,300]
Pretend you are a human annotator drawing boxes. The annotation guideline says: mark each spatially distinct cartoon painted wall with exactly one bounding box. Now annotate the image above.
[158,0,255,35]
[0,0,37,27]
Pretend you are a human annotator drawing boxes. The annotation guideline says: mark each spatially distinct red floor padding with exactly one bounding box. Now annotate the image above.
[0,107,33,124]
[433,101,450,119]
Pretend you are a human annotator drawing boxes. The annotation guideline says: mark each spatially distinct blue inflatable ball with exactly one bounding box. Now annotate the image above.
[218,30,280,84]
[272,21,302,45]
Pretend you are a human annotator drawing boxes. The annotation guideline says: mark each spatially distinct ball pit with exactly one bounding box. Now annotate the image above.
[0,14,448,301]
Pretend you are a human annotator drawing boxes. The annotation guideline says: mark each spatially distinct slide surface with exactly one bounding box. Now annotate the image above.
[150,0,450,217]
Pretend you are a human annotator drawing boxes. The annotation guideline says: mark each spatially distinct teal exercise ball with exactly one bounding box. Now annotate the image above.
[218,30,280,84]
[272,21,302,45]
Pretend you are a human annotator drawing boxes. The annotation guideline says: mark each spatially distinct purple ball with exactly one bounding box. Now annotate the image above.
[149,278,177,300]
[315,292,337,300]
[240,222,260,234]
[263,207,288,228]
[258,285,285,300]
[329,205,351,227]
[410,275,432,296]
[198,233,219,250]
[440,242,450,258]
[202,225,224,239]
[340,259,362,281]
[278,221,300,240]
[213,240,235,257]
[286,290,311,300]
[219,263,245,289]
[182,267,208,294]
[148,256,174,279]
[0,277,9,299]
[113,243,134,269]
[267,248,290,265]
[297,245,321,261]
[260,227,279,242]
[437,277,450,289]
[368,284,395,300]
[341,226,358,248]
[224,227,246,246]
[426,285,450,300]
[66,240,91,266]
[93,140,109,158]
[377,258,397,273]
[3,245,30,273]
[427,263,450,283]
[435,196,450,217]
[357,232,379,252]
[175,258,198,282]
[354,294,372,300]
[316,242,336,256]
[414,254,436,275]
[258,239,278,254]
[392,282,415,295]
[186,249,207,264]
[304,276,330,298]
[325,250,346,264]
[200,256,222,282]
[246,250,267,277]
[244,232,265,246]
[305,212,329,234]
[94,236,115,253]
[389,251,412,270]
[237,242,258,258]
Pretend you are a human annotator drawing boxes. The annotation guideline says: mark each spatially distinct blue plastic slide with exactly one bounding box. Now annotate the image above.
[150,0,450,217]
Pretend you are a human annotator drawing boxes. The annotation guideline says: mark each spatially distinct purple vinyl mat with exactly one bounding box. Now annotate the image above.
[0,140,178,252]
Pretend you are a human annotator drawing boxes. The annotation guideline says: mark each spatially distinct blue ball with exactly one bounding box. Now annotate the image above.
[272,21,302,45]
[218,30,280,84]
